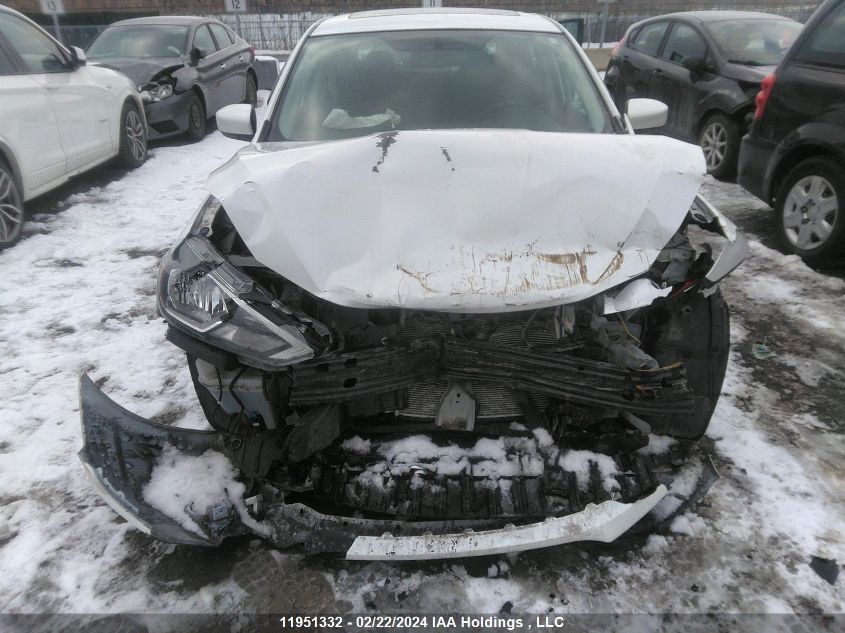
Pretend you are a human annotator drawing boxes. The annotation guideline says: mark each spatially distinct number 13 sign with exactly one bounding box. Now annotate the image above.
[39,0,65,15]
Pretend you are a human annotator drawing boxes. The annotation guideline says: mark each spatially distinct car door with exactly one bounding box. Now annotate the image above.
[622,20,671,103]
[0,13,66,196]
[192,23,228,114]
[653,21,711,140]
[208,22,245,105]
[0,10,111,173]
[772,0,845,141]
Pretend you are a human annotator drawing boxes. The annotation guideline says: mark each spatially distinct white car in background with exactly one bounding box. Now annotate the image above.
[0,4,147,250]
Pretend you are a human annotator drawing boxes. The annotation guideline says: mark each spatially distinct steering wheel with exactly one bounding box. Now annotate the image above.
[477,99,547,124]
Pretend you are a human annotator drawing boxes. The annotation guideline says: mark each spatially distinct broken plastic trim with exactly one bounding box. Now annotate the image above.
[346,485,668,560]
[691,195,750,287]
[78,375,681,557]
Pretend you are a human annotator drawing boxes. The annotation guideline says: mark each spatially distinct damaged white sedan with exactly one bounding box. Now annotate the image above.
[78,9,748,559]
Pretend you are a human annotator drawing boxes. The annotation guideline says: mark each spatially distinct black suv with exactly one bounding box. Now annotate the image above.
[738,0,845,265]
[605,11,801,180]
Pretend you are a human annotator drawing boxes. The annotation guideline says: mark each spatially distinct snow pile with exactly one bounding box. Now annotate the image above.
[350,433,553,484]
[558,450,621,493]
[345,433,628,500]
[142,445,267,538]
[340,436,371,455]
[669,512,707,537]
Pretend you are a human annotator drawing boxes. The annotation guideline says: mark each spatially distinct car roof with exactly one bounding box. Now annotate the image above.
[108,16,217,27]
[311,8,561,36]
[647,10,797,24]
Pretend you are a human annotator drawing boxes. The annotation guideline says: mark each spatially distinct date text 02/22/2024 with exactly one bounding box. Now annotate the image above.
[276,615,570,630]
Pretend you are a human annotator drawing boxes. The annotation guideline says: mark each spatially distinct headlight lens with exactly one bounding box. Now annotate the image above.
[158,207,314,367]
[147,83,174,101]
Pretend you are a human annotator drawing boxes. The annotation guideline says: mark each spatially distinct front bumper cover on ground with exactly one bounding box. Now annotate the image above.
[78,375,715,559]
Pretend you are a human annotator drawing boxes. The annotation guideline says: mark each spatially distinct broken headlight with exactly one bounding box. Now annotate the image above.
[141,79,175,103]
[158,198,314,368]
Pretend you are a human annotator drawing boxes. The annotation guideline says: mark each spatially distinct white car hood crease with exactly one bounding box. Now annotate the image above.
[207,130,705,313]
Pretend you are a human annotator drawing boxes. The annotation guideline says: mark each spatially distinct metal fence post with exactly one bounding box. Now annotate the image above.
[257,4,266,49]
[598,0,610,48]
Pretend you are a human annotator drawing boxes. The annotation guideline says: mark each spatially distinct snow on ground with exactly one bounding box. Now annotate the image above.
[0,122,843,623]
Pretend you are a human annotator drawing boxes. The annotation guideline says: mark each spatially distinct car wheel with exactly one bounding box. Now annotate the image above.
[186,94,207,142]
[775,157,845,266]
[0,159,24,250]
[698,113,740,181]
[243,72,258,107]
[118,102,147,169]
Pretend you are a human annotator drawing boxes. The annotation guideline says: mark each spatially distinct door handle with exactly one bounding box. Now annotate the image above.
[219,63,227,69]
[238,55,244,62]
[651,68,664,77]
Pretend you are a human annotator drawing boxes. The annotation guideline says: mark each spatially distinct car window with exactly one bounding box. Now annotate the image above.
[0,12,68,73]
[707,18,801,66]
[0,44,15,75]
[87,25,189,59]
[210,23,234,48]
[631,21,669,56]
[271,30,614,142]
[194,25,217,53]
[793,1,845,69]
[661,23,707,65]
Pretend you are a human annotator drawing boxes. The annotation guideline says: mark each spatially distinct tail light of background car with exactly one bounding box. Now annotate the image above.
[754,74,777,120]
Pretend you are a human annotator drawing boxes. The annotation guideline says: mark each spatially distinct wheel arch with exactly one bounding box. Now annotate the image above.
[190,84,208,117]
[695,104,751,137]
[0,140,25,201]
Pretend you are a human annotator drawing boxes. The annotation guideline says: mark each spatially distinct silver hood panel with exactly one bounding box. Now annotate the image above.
[207,129,705,312]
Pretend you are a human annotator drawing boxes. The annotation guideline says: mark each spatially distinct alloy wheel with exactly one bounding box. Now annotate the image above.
[0,168,23,245]
[782,175,838,250]
[125,109,146,162]
[700,122,727,171]
[247,76,257,105]
[190,103,202,131]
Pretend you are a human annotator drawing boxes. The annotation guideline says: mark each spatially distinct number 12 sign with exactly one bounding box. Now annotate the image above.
[224,0,248,12]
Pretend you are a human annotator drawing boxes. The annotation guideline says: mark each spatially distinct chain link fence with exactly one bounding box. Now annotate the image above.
[39,1,822,51]
[206,1,821,51]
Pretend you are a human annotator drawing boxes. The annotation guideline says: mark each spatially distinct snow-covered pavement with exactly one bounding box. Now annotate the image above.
[0,129,843,617]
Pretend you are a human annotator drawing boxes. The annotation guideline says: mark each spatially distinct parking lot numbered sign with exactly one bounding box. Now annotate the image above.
[224,0,247,38]
[224,0,247,12]
[39,0,65,44]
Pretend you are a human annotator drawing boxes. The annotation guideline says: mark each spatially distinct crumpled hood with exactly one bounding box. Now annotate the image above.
[207,130,705,312]
[90,57,183,87]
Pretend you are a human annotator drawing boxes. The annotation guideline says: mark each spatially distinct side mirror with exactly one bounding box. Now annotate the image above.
[682,56,704,74]
[627,98,668,131]
[190,47,207,65]
[70,46,87,68]
[217,103,256,141]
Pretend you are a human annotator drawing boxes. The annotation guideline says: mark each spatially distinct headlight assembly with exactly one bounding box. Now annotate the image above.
[158,199,314,368]
[147,83,174,102]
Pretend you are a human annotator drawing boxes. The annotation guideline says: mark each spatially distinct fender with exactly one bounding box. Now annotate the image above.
[762,122,845,202]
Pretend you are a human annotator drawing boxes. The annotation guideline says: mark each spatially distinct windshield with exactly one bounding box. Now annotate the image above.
[706,19,802,66]
[87,25,190,59]
[270,30,614,142]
